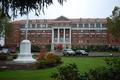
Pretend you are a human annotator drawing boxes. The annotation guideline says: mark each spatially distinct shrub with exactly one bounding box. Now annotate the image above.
[51,58,120,80]
[51,63,81,80]
[36,53,62,69]
[54,55,62,64]
[36,60,46,69]
[31,45,40,52]
[45,44,51,51]
[86,58,120,80]
[37,49,46,61]
[45,53,59,67]
[12,54,17,59]
[0,53,8,60]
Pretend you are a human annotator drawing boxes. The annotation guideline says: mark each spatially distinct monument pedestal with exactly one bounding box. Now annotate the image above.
[14,40,36,63]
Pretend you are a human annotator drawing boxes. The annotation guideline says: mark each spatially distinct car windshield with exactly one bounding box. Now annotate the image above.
[80,50,85,52]
[66,49,72,51]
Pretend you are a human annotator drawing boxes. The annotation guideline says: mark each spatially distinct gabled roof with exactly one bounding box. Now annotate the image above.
[55,16,70,21]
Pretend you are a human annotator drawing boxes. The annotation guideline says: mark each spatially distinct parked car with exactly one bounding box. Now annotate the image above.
[75,50,88,56]
[0,48,10,54]
[63,49,75,56]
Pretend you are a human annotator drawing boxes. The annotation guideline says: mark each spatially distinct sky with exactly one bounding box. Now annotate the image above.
[14,0,120,21]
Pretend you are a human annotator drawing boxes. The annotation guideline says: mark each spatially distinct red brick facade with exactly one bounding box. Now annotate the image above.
[6,16,120,50]
[5,23,21,48]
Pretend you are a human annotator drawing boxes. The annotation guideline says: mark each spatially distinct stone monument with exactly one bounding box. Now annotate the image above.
[14,40,36,63]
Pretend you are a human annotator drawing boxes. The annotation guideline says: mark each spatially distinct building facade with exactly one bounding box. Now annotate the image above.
[6,16,120,51]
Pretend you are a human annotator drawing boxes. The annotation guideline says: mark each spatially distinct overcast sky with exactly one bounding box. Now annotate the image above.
[14,0,120,21]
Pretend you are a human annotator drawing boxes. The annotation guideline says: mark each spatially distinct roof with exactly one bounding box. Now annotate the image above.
[55,16,70,21]
[12,16,107,24]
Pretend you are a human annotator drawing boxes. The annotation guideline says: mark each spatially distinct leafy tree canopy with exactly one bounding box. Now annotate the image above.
[107,6,120,38]
[0,10,12,37]
[0,0,66,18]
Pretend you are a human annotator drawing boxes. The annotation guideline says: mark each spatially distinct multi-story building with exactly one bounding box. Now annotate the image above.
[6,16,120,51]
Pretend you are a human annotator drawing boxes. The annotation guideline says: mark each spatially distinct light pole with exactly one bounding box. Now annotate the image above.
[25,12,29,40]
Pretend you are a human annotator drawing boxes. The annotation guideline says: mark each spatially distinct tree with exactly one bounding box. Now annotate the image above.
[0,0,66,18]
[107,6,120,38]
[0,10,12,46]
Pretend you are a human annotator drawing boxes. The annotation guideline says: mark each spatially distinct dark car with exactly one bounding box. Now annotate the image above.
[75,50,88,56]
[63,49,75,56]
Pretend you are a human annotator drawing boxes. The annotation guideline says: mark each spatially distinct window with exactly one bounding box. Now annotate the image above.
[84,30,89,33]
[102,35,106,38]
[72,24,77,28]
[84,23,89,28]
[20,24,25,28]
[90,30,95,33]
[102,30,106,33]
[32,24,35,28]
[48,24,52,28]
[79,24,83,28]
[43,30,45,33]
[66,29,69,33]
[96,30,101,33]
[96,34,101,38]
[37,24,41,28]
[60,29,64,38]
[28,24,31,28]
[54,29,58,38]
[21,30,25,33]
[42,24,46,28]
[90,23,94,28]
[80,30,83,32]
[65,29,70,38]
[96,23,101,28]
[102,23,107,28]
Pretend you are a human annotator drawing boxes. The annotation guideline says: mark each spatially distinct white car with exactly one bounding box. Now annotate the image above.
[0,48,10,53]
[63,49,75,56]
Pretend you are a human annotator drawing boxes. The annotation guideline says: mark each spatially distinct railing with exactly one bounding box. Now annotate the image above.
[65,38,70,42]
[54,38,58,42]
[59,38,64,43]
[53,38,70,43]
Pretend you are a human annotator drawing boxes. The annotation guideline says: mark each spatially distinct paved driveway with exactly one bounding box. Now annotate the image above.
[53,51,120,57]
[88,52,120,57]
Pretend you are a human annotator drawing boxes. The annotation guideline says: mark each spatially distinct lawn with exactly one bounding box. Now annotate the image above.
[0,57,106,80]
[61,57,106,73]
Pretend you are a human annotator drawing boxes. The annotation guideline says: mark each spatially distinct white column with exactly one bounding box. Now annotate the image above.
[69,28,72,48]
[88,23,90,28]
[46,24,48,28]
[83,23,85,28]
[63,28,65,43]
[30,24,32,28]
[77,23,79,28]
[58,28,60,43]
[100,23,102,28]
[35,24,37,28]
[51,28,54,51]
[52,28,54,43]
[40,24,42,28]
[94,23,96,28]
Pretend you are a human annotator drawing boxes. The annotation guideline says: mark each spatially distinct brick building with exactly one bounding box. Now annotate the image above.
[6,16,120,51]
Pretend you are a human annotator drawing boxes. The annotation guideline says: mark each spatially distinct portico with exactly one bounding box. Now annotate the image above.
[51,27,71,51]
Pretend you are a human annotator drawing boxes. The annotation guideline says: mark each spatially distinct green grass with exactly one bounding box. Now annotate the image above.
[62,57,106,73]
[0,57,107,80]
